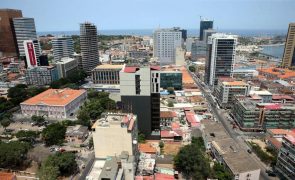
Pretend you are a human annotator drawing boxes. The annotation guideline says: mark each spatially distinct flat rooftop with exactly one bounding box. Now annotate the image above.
[212,138,260,174]
[93,64,124,70]
[21,89,86,106]
[92,113,136,131]
[202,120,229,141]
[222,81,248,86]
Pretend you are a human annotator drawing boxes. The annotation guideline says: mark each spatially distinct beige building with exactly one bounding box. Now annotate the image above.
[92,113,138,158]
[282,23,295,69]
[211,138,261,180]
[20,89,87,119]
[91,64,123,84]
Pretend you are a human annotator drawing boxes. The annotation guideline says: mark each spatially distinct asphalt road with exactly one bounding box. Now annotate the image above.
[189,71,275,180]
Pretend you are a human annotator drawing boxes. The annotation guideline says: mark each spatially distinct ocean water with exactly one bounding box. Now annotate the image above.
[38,29,286,37]
[260,45,285,58]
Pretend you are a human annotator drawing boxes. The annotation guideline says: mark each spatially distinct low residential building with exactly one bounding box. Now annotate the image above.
[20,89,87,119]
[86,151,136,180]
[92,113,138,158]
[276,135,295,180]
[232,69,258,79]
[25,66,58,86]
[249,90,273,103]
[0,172,16,180]
[128,50,149,59]
[211,138,261,180]
[55,57,78,78]
[258,67,295,81]
[232,96,295,131]
[215,78,250,108]
[160,111,176,127]
[91,64,123,84]
[65,125,88,144]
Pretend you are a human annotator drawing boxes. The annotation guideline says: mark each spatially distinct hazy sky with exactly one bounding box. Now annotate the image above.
[1,0,295,31]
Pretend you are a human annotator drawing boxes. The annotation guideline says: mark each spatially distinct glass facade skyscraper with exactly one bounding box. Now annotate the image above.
[199,20,213,41]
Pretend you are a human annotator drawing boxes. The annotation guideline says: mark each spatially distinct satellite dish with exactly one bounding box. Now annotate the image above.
[133,140,138,144]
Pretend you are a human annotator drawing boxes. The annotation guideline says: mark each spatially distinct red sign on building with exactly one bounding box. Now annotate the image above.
[26,42,37,66]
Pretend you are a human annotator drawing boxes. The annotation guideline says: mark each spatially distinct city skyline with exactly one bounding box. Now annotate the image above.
[1,0,295,32]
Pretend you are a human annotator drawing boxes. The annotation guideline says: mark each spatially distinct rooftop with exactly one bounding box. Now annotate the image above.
[94,64,124,70]
[259,67,295,79]
[212,138,260,174]
[0,172,15,180]
[160,111,177,118]
[56,57,76,64]
[92,113,136,131]
[66,125,88,137]
[138,143,157,154]
[285,134,295,145]
[21,89,86,106]
[222,81,248,86]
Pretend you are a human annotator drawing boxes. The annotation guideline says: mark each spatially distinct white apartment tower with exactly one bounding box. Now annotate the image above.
[205,33,237,86]
[52,37,74,62]
[153,28,182,66]
[80,22,99,74]
[13,17,41,63]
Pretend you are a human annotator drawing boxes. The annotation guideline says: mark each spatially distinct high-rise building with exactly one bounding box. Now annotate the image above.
[25,66,58,86]
[0,9,22,57]
[12,17,41,59]
[55,57,78,78]
[205,33,237,86]
[120,65,160,137]
[52,37,74,62]
[276,135,295,180]
[203,29,217,43]
[199,19,213,41]
[79,22,99,74]
[23,40,39,68]
[282,23,295,69]
[153,28,182,66]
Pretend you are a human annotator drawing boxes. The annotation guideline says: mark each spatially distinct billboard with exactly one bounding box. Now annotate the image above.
[24,40,38,68]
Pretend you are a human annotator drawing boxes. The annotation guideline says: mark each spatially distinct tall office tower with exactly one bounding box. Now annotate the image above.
[199,19,213,41]
[120,65,160,138]
[282,23,295,69]
[180,29,187,41]
[13,17,41,62]
[52,37,74,62]
[205,33,237,86]
[203,29,217,43]
[0,9,22,57]
[153,28,182,66]
[80,22,99,74]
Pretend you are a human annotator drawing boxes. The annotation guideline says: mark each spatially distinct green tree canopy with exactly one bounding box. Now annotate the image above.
[42,152,78,176]
[42,123,66,146]
[174,137,212,179]
[0,141,31,168]
[0,119,11,130]
[37,164,59,180]
[189,65,196,72]
[31,115,45,124]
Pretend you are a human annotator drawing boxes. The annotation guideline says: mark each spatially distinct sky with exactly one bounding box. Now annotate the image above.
[1,0,295,32]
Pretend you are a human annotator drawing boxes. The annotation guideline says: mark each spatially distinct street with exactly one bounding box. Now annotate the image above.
[189,71,277,180]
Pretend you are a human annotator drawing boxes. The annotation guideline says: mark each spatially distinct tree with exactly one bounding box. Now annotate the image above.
[167,100,174,107]
[8,84,29,105]
[189,65,196,72]
[67,70,87,84]
[77,109,91,126]
[174,137,212,179]
[43,152,78,176]
[138,133,146,143]
[0,141,31,168]
[16,130,39,140]
[212,163,233,180]
[167,87,175,95]
[159,141,164,154]
[1,119,11,130]
[38,164,59,180]
[31,115,45,124]
[42,123,66,146]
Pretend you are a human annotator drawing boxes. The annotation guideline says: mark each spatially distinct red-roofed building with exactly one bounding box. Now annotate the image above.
[266,137,282,151]
[160,111,177,127]
[272,95,295,104]
[155,173,174,180]
[185,111,200,127]
[171,122,180,130]
[135,175,154,180]
[0,172,16,180]
[161,130,182,141]
[138,143,157,154]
